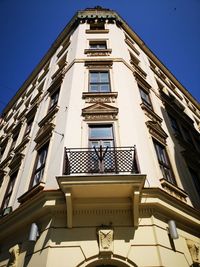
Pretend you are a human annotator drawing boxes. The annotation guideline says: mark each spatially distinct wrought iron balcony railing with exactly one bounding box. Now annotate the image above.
[64,146,139,175]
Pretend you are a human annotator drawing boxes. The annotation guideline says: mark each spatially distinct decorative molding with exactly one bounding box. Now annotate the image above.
[84,60,113,69]
[131,62,147,79]
[146,120,168,145]
[140,103,163,124]
[134,71,150,90]
[85,29,109,34]
[8,244,20,267]
[84,48,112,56]
[34,122,55,145]
[160,178,188,203]
[18,182,45,204]
[186,239,200,264]
[82,103,118,121]
[14,136,30,155]
[38,106,59,128]
[82,92,118,103]
[9,153,25,174]
[97,228,114,254]
[125,38,140,55]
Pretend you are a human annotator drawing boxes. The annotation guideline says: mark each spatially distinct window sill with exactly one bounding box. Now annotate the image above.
[82,92,118,103]
[131,61,147,79]
[85,29,109,34]
[140,103,163,123]
[38,105,59,128]
[84,49,112,56]
[18,182,45,204]
[160,178,188,202]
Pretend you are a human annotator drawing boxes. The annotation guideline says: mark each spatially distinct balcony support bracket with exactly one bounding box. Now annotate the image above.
[65,189,73,228]
[132,188,140,227]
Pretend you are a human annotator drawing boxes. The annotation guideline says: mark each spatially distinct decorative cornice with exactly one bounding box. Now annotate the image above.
[146,120,168,145]
[85,29,109,34]
[84,48,112,56]
[82,92,118,103]
[84,59,113,69]
[160,178,188,202]
[140,103,163,124]
[34,122,55,145]
[82,102,118,121]
[38,106,59,128]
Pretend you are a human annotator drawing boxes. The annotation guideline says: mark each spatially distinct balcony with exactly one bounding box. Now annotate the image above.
[63,146,139,175]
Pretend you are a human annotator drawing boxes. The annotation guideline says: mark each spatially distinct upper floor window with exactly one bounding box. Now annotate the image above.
[25,117,34,136]
[89,41,107,50]
[189,168,200,198]
[90,22,105,30]
[49,88,60,110]
[139,86,153,110]
[10,132,19,151]
[89,71,110,93]
[0,141,7,159]
[89,124,114,148]
[31,143,49,188]
[1,171,18,211]
[168,114,182,137]
[153,140,176,184]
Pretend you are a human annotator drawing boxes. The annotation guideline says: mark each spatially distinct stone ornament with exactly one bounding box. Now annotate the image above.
[8,244,20,267]
[186,239,200,264]
[98,228,114,254]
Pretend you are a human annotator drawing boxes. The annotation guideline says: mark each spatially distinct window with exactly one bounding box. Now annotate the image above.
[10,132,19,151]
[154,140,176,184]
[130,52,140,66]
[168,114,182,136]
[189,168,200,198]
[1,171,18,211]
[0,141,7,159]
[25,117,34,136]
[89,71,110,92]
[89,41,107,50]
[90,22,105,30]
[31,143,49,188]
[49,88,60,110]
[89,125,114,172]
[89,125,114,148]
[182,127,195,147]
[139,86,152,109]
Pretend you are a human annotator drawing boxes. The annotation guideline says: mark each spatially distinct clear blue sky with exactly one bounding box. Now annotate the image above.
[0,0,199,114]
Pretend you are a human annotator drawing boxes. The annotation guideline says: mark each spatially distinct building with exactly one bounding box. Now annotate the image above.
[0,6,200,267]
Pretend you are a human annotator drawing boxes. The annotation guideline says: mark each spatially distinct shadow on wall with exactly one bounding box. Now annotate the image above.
[160,106,200,210]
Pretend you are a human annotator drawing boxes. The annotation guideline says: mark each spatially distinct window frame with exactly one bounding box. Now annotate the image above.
[1,171,18,211]
[139,85,153,110]
[153,140,176,185]
[30,142,49,188]
[89,71,111,93]
[89,40,107,50]
[49,87,60,110]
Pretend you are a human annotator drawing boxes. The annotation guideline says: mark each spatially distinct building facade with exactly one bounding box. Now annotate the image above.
[0,7,200,267]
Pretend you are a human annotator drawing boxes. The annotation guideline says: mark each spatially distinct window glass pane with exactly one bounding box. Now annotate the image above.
[90,85,99,92]
[100,84,110,92]
[90,73,99,83]
[100,72,109,82]
[90,126,112,139]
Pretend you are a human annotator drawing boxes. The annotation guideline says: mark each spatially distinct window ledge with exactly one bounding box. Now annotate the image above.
[160,178,188,202]
[38,105,59,128]
[82,92,118,103]
[18,182,45,204]
[131,61,147,79]
[85,29,109,34]
[140,103,163,123]
[84,49,112,56]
